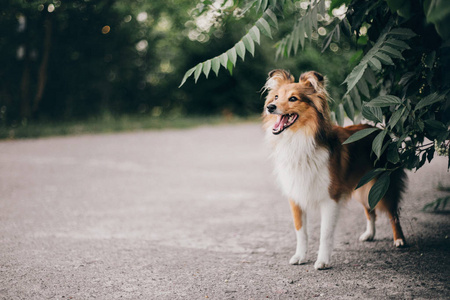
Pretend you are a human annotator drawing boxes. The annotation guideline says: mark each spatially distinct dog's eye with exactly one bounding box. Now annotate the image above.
[274,95,278,100]
[289,97,298,102]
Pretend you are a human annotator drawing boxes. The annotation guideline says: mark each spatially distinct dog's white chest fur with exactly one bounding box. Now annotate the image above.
[267,130,331,208]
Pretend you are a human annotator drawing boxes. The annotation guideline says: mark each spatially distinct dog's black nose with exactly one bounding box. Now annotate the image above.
[267,104,277,113]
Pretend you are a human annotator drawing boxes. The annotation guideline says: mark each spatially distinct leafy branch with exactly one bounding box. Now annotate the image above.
[179,7,278,87]
[180,0,450,210]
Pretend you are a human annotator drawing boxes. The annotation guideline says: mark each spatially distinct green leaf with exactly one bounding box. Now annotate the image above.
[424,119,447,139]
[265,9,278,29]
[385,39,411,50]
[194,63,203,83]
[362,106,383,123]
[343,127,379,144]
[380,46,404,60]
[417,120,425,131]
[366,95,402,107]
[322,31,334,53]
[304,11,312,39]
[364,67,377,86]
[256,18,272,39]
[227,59,233,75]
[275,38,286,60]
[368,172,391,209]
[426,0,450,23]
[227,48,237,66]
[219,53,228,68]
[249,27,261,44]
[298,22,306,49]
[388,106,405,129]
[261,0,269,12]
[179,66,196,87]
[387,143,400,164]
[336,103,345,126]
[275,41,282,59]
[372,130,387,158]
[311,5,318,30]
[202,60,211,78]
[357,35,368,46]
[375,52,395,65]
[386,0,407,11]
[343,97,355,122]
[426,147,435,163]
[355,168,386,190]
[341,17,352,37]
[387,28,416,39]
[293,25,300,54]
[344,64,368,95]
[264,0,270,11]
[350,88,362,110]
[357,78,370,98]
[318,0,326,15]
[235,41,246,61]
[368,57,382,71]
[414,92,446,111]
[334,23,341,42]
[398,72,416,86]
[330,0,351,11]
[211,57,220,77]
[256,0,262,12]
[287,35,294,57]
[243,35,255,56]
[349,50,363,65]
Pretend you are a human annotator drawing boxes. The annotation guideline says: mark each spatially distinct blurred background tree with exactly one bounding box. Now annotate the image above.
[0,0,352,129]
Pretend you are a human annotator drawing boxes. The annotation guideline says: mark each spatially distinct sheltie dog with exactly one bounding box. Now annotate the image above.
[262,70,407,270]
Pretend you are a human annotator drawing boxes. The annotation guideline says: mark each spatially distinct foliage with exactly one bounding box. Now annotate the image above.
[0,0,353,131]
[1,0,194,121]
[180,0,450,209]
[0,113,257,140]
[1,0,355,131]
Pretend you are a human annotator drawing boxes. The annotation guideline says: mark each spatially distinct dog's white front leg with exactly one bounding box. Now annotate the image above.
[315,199,341,270]
[290,210,308,265]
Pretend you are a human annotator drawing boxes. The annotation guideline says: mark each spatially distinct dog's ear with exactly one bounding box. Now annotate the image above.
[264,69,295,92]
[299,71,325,91]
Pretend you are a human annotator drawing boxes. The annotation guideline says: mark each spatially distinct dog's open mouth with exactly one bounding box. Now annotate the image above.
[272,113,298,135]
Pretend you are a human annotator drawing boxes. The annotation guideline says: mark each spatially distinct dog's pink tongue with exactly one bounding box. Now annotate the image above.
[273,115,286,131]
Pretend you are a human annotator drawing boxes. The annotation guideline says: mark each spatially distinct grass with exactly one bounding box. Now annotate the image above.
[0,113,260,140]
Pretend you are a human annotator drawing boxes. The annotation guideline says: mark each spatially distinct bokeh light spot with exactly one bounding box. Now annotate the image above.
[330,43,339,52]
[124,15,132,23]
[102,26,110,34]
[318,27,327,36]
[135,40,148,52]
[137,12,148,22]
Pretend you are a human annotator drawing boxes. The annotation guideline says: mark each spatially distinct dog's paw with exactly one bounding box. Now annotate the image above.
[289,254,307,265]
[314,260,331,270]
[359,231,375,242]
[394,239,405,247]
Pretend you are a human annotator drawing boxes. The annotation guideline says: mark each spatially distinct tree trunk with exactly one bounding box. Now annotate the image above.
[20,46,31,119]
[33,15,52,114]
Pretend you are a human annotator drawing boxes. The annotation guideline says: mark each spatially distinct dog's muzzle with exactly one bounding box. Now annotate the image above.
[267,104,277,114]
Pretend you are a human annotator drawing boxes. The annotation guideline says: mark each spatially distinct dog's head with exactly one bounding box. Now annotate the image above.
[263,69,330,136]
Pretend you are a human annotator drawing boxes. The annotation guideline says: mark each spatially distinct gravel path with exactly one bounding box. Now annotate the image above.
[0,124,449,299]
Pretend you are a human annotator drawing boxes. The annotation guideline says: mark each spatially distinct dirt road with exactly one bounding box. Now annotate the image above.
[0,124,449,299]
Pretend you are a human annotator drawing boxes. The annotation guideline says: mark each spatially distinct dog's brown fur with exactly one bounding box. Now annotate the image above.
[263,69,406,247]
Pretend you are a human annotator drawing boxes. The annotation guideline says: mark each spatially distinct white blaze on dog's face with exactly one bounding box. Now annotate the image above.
[263,70,329,137]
